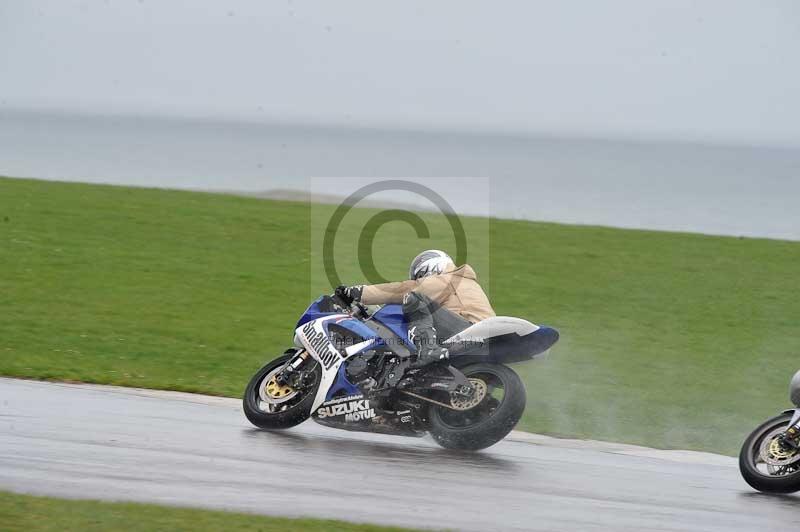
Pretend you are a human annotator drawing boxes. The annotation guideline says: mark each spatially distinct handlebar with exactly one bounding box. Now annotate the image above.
[330,293,370,319]
[330,293,350,311]
[353,301,371,319]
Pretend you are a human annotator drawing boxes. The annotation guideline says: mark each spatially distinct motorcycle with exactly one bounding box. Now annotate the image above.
[739,369,800,493]
[243,294,559,450]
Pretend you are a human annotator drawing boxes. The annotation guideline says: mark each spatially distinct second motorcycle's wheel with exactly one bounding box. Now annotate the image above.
[243,352,321,430]
[739,412,800,493]
[429,363,526,451]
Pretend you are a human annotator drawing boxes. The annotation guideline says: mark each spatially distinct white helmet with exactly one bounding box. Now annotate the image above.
[409,250,454,280]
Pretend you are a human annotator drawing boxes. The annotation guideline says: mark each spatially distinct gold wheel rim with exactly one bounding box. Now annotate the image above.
[769,437,797,461]
[264,375,295,399]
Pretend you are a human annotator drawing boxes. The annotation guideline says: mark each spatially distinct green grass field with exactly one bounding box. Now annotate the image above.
[2,176,799,455]
[0,491,419,532]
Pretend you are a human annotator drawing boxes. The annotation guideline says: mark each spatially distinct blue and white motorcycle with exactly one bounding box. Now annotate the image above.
[243,294,559,450]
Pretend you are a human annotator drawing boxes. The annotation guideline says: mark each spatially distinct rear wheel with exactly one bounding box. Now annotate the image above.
[739,412,800,493]
[243,352,321,430]
[429,363,526,451]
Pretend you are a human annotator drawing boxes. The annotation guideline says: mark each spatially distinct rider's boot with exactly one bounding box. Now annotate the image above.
[409,325,449,368]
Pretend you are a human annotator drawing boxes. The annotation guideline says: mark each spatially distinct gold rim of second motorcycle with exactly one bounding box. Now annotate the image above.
[760,426,800,467]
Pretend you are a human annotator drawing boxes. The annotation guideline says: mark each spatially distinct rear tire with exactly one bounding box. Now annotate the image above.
[243,353,320,430]
[429,363,526,451]
[739,412,800,493]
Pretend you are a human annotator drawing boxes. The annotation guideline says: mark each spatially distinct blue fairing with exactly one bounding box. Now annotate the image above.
[333,318,381,343]
[326,363,361,399]
[295,296,338,329]
[294,299,382,400]
[372,304,413,349]
[323,319,380,400]
[296,297,411,350]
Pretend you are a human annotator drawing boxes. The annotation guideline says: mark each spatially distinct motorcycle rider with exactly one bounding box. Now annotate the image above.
[336,250,495,367]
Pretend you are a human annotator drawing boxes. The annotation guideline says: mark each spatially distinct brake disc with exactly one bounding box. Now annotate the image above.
[449,378,488,411]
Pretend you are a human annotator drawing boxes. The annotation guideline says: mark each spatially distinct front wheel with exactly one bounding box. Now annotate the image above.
[243,352,321,430]
[428,363,526,451]
[739,412,800,493]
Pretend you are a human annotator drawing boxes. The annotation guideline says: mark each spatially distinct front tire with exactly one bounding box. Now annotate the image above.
[243,352,320,430]
[739,412,800,493]
[429,363,526,451]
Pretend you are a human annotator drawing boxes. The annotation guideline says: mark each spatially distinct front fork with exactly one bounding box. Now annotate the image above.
[780,408,800,449]
[275,349,314,389]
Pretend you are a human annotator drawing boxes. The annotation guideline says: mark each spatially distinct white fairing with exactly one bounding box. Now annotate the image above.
[295,315,350,412]
[443,316,538,344]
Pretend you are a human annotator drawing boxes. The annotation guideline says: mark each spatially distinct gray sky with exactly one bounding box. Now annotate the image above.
[1,0,799,147]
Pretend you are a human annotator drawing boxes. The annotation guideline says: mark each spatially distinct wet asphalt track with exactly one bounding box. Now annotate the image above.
[1,377,797,531]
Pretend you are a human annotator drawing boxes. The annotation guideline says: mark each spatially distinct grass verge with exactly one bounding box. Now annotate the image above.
[0,491,419,532]
[2,176,799,455]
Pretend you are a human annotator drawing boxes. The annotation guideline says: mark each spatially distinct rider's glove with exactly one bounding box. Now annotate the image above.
[335,285,363,306]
